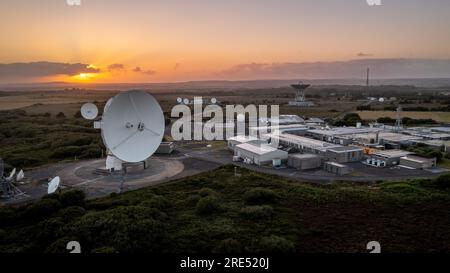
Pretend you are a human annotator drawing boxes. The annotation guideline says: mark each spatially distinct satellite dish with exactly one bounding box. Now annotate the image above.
[378,98,385,102]
[16,169,24,181]
[101,91,165,163]
[104,98,113,113]
[211,97,217,104]
[183,98,189,105]
[81,103,98,120]
[176,97,182,104]
[48,176,60,194]
[8,168,16,180]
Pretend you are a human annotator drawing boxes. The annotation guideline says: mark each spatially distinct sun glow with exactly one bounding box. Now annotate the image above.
[74,72,96,81]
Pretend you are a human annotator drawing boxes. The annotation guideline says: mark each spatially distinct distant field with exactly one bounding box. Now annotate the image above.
[357,111,450,123]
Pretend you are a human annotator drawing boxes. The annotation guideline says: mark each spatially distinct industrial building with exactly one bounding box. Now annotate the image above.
[287,153,322,170]
[307,127,382,143]
[259,115,305,125]
[267,133,341,155]
[156,142,174,154]
[249,124,308,138]
[234,143,288,166]
[366,150,413,167]
[399,155,436,169]
[227,135,263,151]
[326,146,364,163]
[324,161,350,175]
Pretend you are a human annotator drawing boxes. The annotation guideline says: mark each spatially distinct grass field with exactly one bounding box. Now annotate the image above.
[1,165,450,253]
[357,111,450,123]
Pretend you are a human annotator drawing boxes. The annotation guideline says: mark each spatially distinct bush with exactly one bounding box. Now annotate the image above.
[244,188,279,205]
[213,238,242,253]
[60,189,86,207]
[256,235,295,253]
[239,205,274,220]
[56,112,66,118]
[91,246,119,253]
[431,174,450,190]
[140,195,170,210]
[198,187,218,197]
[196,196,221,215]
[23,198,62,221]
[57,206,86,222]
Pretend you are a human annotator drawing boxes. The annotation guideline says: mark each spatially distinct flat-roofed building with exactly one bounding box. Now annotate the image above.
[307,127,382,143]
[326,146,364,163]
[227,135,263,151]
[156,142,174,154]
[367,149,413,167]
[288,153,322,170]
[259,115,305,125]
[324,161,350,175]
[234,143,288,166]
[249,124,308,138]
[399,155,436,169]
[266,133,341,155]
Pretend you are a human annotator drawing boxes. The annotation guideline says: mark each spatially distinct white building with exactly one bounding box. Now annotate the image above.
[234,143,288,166]
[227,135,263,151]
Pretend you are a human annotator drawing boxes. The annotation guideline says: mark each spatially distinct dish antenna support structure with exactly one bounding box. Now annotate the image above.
[288,81,314,107]
[0,159,27,200]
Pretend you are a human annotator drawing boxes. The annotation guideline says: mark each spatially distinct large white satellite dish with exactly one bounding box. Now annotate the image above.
[48,176,60,194]
[16,169,24,182]
[81,103,98,120]
[101,91,165,163]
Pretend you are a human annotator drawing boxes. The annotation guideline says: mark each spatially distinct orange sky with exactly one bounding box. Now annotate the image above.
[1,0,450,83]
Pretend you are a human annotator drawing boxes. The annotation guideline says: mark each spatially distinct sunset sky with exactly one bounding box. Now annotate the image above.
[1,0,450,83]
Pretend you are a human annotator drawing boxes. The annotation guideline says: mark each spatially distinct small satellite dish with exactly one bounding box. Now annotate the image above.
[48,176,60,194]
[16,169,24,181]
[176,97,182,104]
[378,98,385,102]
[81,103,99,120]
[183,98,189,105]
[8,168,16,180]
[101,91,165,163]
[211,97,217,104]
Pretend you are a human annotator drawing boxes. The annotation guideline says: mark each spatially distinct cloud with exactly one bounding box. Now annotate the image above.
[357,52,373,57]
[0,61,100,78]
[132,66,156,75]
[216,59,450,79]
[107,63,125,71]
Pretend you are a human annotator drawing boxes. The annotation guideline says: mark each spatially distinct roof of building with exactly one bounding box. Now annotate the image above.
[266,133,341,151]
[228,135,259,142]
[308,127,381,137]
[324,161,347,168]
[327,146,363,153]
[288,153,321,159]
[259,115,305,125]
[249,124,308,132]
[378,132,422,142]
[373,149,413,158]
[430,127,450,133]
[235,143,284,156]
[306,118,325,123]
[400,155,436,163]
